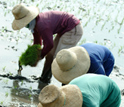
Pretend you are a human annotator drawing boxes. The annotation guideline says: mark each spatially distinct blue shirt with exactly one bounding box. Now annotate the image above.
[80,43,114,76]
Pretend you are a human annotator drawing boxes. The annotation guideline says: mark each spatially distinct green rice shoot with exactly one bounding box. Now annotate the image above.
[19,44,41,66]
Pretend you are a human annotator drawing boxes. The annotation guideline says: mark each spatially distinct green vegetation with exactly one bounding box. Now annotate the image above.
[2,66,6,72]
[19,44,41,66]
[0,0,124,106]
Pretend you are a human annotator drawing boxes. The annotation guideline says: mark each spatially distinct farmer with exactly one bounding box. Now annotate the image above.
[52,43,115,84]
[37,74,121,107]
[11,4,83,83]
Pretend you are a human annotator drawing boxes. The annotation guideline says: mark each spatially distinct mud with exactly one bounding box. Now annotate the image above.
[0,0,124,106]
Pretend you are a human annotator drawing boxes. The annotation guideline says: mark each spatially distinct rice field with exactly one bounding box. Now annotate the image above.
[0,0,124,106]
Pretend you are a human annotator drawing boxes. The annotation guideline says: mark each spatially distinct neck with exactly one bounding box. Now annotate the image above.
[29,18,36,33]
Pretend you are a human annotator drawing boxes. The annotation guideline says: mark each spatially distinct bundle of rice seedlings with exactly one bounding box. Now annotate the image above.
[19,44,41,66]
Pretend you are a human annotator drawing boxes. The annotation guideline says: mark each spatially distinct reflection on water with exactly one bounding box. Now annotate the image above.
[11,80,39,103]
[0,0,124,106]
[2,80,38,106]
[0,77,49,107]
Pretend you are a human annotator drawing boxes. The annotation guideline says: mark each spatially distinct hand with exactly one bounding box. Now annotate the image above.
[40,50,44,59]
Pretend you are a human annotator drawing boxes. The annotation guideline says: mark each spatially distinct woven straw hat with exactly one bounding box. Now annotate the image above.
[12,3,39,30]
[52,46,90,84]
[38,84,83,107]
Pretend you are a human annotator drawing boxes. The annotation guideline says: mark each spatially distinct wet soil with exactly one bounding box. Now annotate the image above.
[0,0,124,106]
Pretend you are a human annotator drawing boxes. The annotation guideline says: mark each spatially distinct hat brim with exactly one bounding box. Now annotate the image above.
[52,46,90,84]
[38,103,43,107]
[12,6,39,30]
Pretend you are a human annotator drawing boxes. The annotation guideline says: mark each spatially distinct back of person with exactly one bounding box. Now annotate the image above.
[80,43,115,76]
[37,11,80,36]
[69,74,121,107]
[80,43,111,60]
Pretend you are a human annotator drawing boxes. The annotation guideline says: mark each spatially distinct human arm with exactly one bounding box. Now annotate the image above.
[38,28,54,59]
[32,27,53,60]
[33,32,42,45]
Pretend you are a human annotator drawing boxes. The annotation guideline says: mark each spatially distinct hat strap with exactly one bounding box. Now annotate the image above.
[63,94,66,106]
[19,14,27,20]
[65,64,76,71]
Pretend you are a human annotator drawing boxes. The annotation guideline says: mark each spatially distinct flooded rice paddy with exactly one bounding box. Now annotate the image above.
[0,0,124,106]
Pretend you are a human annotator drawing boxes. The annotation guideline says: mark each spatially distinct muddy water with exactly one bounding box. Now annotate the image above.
[0,0,124,106]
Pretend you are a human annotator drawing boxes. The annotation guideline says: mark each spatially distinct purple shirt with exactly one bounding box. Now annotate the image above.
[33,11,80,58]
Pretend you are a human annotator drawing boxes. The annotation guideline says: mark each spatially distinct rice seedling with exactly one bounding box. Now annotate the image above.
[20,80,24,85]
[2,66,6,72]
[29,86,32,90]
[9,72,12,76]
[5,92,8,97]
[84,20,89,27]
[36,3,39,7]
[29,94,32,99]
[0,0,124,106]
[107,14,111,22]
[0,101,3,105]
[118,46,124,55]
[14,85,18,89]
[120,17,124,25]
[115,11,119,23]
[87,8,90,15]
[104,42,106,46]
[99,42,104,46]
[4,11,7,17]
[3,79,8,84]
[97,0,100,3]
[117,26,122,34]
[93,40,98,43]
[101,21,107,31]
[109,23,115,33]
[19,44,41,66]
[111,43,116,49]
